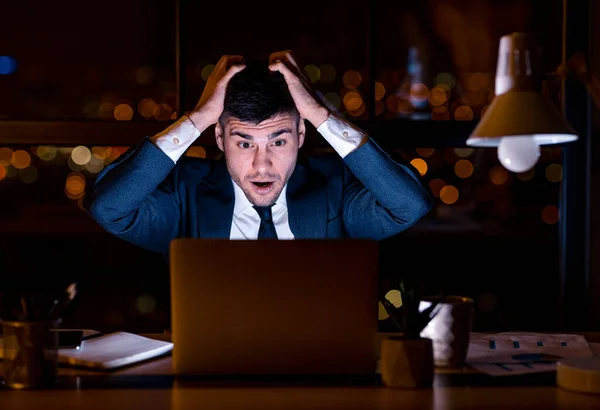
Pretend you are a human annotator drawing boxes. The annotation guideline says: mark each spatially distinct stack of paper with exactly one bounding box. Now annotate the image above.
[466,332,594,376]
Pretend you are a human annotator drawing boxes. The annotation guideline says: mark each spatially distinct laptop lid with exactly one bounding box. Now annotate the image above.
[169,238,379,376]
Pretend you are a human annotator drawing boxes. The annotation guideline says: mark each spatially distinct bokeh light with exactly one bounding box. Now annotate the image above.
[455,159,474,178]
[541,205,559,224]
[410,158,428,176]
[0,56,17,75]
[343,70,362,89]
[440,185,459,204]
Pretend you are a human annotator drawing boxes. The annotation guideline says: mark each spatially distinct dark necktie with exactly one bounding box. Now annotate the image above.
[253,205,278,239]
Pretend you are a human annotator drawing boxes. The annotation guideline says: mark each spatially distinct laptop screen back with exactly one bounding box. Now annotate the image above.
[169,238,379,376]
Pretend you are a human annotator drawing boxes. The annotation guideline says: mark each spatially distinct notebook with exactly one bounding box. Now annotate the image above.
[169,238,380,376]
[0,331,173,370]
[58,332,173,369]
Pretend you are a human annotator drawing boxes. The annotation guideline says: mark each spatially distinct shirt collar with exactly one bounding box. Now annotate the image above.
[232,179,288,215]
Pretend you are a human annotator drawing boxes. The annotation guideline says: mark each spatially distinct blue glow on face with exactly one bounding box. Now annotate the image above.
[0,56,17,75]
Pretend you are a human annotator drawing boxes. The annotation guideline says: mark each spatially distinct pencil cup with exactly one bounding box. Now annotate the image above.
[0,321,59,389]
[418,296,474,368]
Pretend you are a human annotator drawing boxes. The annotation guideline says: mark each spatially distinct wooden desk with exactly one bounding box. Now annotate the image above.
[2,377,600,409]
[1,333,600,409]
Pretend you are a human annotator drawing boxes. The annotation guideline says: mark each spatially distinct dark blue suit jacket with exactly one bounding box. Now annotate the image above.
[86,137,433,253]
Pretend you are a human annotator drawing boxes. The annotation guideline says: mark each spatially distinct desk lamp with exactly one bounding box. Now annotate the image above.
[466,32,578,173]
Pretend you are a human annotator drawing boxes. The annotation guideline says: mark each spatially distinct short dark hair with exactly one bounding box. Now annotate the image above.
[219,60,299,127]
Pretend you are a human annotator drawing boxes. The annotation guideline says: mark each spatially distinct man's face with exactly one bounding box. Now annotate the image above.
[216,113,305,207]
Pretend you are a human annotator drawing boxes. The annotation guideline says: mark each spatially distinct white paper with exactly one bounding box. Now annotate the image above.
[466,332,594,376]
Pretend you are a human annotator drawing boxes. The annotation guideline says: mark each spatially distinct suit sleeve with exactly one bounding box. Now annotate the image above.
[341,138,434,240]
[85,137,180,253]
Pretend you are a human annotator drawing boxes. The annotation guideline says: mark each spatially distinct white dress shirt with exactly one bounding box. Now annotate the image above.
[150,112,369,239]
[230,180,294,239]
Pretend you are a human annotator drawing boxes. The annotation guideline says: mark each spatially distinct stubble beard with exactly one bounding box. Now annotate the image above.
[225,157,297,208]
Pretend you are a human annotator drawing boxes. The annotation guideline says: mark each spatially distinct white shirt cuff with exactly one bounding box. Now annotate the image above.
[316,113,369,158]
[149,115,201,163]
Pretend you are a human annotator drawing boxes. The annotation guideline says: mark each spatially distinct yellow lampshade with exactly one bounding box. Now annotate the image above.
[466,32,577,148]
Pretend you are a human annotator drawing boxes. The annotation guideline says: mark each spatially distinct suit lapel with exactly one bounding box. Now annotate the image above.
[287,162,328,239]
[196,158,235,239]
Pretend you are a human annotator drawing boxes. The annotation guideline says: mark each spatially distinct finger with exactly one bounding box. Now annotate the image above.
[269,50,298,67]
[225,55,245,68]
[269,61,301,85]
[269,56,301,79]
[215,55,244,72]
[269,50,299,70]
[210,56,229,79]
[219,63,246,85]
[271,59,312,90]
[210,55,244,82]
[283,51,299,69]
[268,50,288,64]
[215,54,231,70]
[215,54,229,65]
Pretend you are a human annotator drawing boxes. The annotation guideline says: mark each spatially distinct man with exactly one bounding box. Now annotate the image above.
[86,51,433,253]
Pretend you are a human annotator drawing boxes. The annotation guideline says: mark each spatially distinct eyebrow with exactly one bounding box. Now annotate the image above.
[230,128,293,140]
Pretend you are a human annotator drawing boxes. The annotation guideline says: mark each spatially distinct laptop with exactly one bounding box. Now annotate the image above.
[169,238,379,377]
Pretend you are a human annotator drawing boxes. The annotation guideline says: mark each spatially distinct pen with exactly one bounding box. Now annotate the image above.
[20,294,30,321]
[23,291,39,321]
[48,282,78,322]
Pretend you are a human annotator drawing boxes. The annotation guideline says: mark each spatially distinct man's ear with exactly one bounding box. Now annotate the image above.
[215,122,225,152]
[298,118,306,148]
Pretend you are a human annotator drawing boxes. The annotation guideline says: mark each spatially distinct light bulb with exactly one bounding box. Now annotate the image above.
[497,136,540,173]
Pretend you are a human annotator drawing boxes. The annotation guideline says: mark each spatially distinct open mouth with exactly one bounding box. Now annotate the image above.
[252,181,274,188]
[251,181,275,194]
